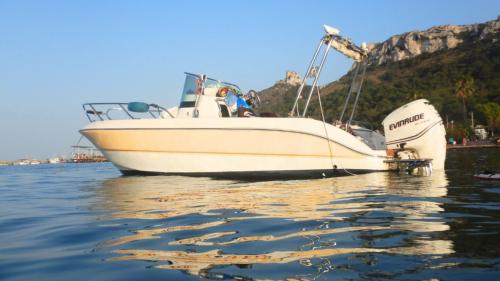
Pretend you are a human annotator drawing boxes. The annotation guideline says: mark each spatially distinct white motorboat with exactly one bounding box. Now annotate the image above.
[80,26,447,179]
[473,172,500,181]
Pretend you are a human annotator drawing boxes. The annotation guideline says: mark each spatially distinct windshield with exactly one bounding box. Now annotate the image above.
[179,73,242,108]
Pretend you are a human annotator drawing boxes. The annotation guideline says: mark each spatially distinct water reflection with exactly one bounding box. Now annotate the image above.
[97,174,384,221]
[96,172,453,279]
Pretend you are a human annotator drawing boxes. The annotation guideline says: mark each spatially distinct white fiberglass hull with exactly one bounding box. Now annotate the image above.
[80,117,390,178]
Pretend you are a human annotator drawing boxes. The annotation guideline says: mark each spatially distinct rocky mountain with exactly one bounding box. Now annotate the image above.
[366,17,500,65]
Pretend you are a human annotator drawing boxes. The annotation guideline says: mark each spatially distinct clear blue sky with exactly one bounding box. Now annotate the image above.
[1,0,499,160]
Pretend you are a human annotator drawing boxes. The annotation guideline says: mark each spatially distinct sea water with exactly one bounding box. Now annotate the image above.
[0,149,499,281]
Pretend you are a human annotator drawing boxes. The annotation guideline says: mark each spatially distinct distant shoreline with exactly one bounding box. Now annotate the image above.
[0,158,108,166]
[447,144,499,150]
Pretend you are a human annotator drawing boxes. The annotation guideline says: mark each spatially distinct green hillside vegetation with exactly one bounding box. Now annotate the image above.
[259,32,500,140]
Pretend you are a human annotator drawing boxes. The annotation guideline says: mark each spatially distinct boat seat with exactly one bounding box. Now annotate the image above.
[237,107,255,117]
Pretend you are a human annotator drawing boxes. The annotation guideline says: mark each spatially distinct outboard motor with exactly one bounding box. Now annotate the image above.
[382,99,446,174]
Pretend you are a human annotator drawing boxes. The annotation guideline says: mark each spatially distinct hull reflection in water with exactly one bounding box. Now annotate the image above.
[97,172,453,279]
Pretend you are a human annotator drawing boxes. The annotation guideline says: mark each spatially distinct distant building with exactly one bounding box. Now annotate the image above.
[284,71,301,85]
[71,145,108,163]
[474,125,488,140]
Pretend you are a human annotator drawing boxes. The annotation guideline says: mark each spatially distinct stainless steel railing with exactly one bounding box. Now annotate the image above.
[82,102,172,122]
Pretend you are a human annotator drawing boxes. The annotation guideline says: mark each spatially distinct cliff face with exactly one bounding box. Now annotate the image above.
[366,17,500,65]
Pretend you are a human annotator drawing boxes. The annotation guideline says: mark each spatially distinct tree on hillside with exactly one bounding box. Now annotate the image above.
[455,77,476,124]
[479,102,500,135]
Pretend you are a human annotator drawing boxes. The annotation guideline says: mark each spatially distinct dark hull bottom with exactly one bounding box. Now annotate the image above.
[119,169,388,181]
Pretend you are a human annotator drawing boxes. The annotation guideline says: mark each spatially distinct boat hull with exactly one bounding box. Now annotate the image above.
[80,118,390,178]
[105,150,387,179]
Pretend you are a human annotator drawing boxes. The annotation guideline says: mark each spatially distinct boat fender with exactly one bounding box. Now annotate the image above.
[128,102,149,113]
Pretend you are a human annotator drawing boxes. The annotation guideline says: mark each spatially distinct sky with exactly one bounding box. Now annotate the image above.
[1,0,499,160]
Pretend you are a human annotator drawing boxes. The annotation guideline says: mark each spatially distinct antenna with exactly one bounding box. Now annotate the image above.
[323,25,340,35]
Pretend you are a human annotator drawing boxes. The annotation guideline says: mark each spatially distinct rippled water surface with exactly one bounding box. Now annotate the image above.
[1,149,499,281]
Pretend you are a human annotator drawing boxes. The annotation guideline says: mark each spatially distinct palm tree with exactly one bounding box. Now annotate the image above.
[479,102,500,135]
[455,77,475,123]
